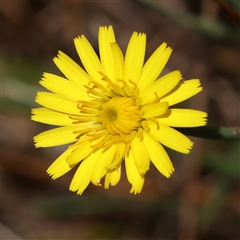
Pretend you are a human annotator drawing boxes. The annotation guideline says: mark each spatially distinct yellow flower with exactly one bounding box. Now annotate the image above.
[32,26,207,195]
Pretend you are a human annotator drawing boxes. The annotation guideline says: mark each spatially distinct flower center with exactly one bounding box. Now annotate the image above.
[100,97,142,135]
[104,108,118,122]
[71,73,162,153]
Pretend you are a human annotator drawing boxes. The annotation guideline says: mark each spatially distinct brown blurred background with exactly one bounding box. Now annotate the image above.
[1,0,240,239]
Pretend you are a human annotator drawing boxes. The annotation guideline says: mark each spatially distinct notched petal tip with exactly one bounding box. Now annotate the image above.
[46,172,57,180]
[69,187,83,196]
[33,136,41,148]
[53,50,65,61]
[100,25,113,31]
[165,169,175,178]
[130,186,142,195]
[91,178,102,186]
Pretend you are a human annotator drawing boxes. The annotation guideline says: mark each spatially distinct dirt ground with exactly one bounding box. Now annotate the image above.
[1,1,240,239]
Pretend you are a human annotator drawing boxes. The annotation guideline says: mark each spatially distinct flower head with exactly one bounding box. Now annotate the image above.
[32,26,207,194]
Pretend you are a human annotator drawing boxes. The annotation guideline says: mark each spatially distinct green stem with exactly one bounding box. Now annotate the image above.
[175,126,240,141]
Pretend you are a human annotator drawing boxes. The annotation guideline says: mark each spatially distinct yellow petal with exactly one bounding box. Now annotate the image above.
[53,51,90,85]
[69,150,101,195]
[161,79,203,106]
[31,108,73,126]
[111,43,124,81]
[66,139,93,165]
[47,146,77,179]
[125,150,145,194]
[39,73,88,101]
[138,43,172,91]
[106,142,126,170]
[148,121,193,154]
[74,35,104,83]
[34,123,86,147]
[131,135,150,174]
[123,32,146,83]
[140,70,182,105]
[143,132,174,177]
[142,102,169,118]
[158,109,207,127]
[91,144,117,185]
[35,92,80,115]
[99,26,116,81]
[104,166,121,189]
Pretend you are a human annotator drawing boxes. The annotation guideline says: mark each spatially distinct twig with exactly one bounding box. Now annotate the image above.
[212,0,240,23]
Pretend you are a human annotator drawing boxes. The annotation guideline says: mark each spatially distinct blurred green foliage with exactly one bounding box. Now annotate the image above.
[198,141,240,232]
[135,0,240,43]
[2,55,44,114]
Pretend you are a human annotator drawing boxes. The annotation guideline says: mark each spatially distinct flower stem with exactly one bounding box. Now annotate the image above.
[175,126,240,141]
